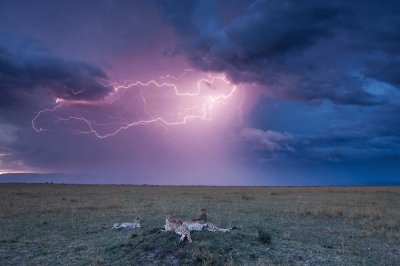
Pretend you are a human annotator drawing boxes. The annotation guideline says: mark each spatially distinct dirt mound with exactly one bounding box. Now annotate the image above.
[109,228,263,265]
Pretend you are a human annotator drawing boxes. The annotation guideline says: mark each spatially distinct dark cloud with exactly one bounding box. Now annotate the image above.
[299,133,400,163]
[157,0,400,106]
[282,73,385,106]
[0,33,113,173]
[240,127,294,152]
[246,102,400,163]
[366,59,400,88]
[0,34,111,107]
[244,128,400,164]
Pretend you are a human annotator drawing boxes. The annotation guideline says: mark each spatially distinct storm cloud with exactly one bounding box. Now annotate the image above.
[158,0,399,106]
[0,34,111,107]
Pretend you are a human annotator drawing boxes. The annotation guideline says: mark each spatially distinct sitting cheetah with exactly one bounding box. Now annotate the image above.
[162,215,179,232]
[112,217,141,230]
[191,208,207,223]
[164,215,192,243]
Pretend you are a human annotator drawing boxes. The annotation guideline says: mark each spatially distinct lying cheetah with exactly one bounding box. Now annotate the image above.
[183,220,231,232]
[112,217,141,230]
[204,223,231,232]
[186,208,231,232]
[164,215,192,243]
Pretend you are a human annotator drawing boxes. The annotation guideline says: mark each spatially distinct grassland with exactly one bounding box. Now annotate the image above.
[0,184,399,265]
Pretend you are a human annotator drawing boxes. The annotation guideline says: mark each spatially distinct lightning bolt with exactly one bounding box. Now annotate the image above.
[32,104,62,133]
[32,70,244,139]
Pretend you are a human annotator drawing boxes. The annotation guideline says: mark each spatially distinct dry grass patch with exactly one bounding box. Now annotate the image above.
[104,203,122,209]
[77,205,101,210]
[0,237,18,244]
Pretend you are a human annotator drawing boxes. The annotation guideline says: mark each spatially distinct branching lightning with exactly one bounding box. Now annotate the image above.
[32,104,62,133]
[32,70,244,139]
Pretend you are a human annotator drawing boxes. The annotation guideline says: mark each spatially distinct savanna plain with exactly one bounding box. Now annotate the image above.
[0,184,399,265]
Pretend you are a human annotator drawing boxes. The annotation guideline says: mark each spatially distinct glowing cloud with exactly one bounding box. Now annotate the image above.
[32,70,245,139]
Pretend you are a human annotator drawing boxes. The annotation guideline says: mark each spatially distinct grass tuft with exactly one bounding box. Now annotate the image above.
[73,244,88,252]
[241,192,255,200]
[256,229,271,245]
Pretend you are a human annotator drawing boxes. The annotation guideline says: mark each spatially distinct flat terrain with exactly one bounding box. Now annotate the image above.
[0,184,399,265]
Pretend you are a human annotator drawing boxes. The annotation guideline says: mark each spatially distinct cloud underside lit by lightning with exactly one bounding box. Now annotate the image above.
[32,70,245,138]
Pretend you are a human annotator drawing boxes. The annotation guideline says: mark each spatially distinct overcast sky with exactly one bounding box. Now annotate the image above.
[0,0,399,185]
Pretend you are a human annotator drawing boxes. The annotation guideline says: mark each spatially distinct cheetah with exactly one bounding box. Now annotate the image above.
[182,220,231,232]
[112,217,141,230]
[185,208,231,232]
[190,208,207,223]
[203,223,231,232]
[164,215,192,243]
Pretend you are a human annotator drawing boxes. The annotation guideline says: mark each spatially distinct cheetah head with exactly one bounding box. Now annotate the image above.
[166,214,173,222]
[134,217,141,226]
[166,215,181,224]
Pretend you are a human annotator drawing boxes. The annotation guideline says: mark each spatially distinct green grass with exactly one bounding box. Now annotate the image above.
[0,184,399,265]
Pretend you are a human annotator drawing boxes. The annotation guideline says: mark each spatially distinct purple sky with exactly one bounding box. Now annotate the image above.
[0,0,400,185]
